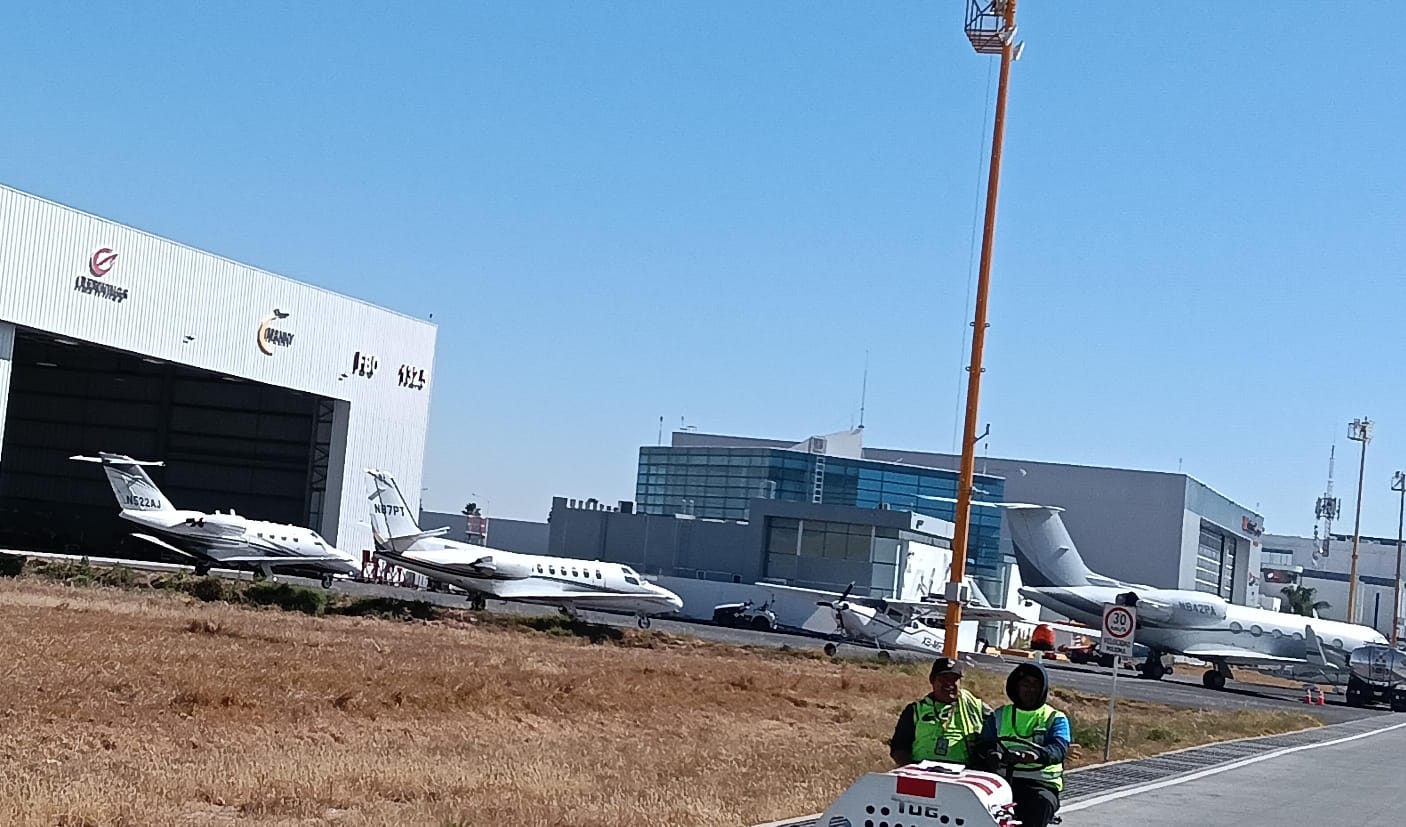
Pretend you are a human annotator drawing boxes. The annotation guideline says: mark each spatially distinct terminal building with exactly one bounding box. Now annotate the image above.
[532,428,1267,628]
[0,184,436,558]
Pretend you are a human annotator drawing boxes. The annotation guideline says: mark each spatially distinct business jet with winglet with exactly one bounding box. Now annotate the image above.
[997,500,1388,691]
[365,468,683,627]
[72,452,359,587]
[770,581,1021,659]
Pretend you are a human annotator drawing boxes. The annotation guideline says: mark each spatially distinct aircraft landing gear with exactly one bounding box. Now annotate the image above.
[636,614,652,630]
[824,642,839,658]
[468,594,486,611]
[1202,667,1229,691]
[194,563,211,577]
[876,649,892,662]
[320,574,335,590]
[1346,676,1369,708]
[1141,656,1167,680]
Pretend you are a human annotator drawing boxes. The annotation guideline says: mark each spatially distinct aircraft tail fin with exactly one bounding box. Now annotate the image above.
[71,453,176,513]
[1000,504,1102,588]
[365,468,424,548]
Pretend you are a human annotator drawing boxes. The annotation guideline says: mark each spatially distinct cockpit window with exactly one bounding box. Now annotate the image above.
[624,575,640,586]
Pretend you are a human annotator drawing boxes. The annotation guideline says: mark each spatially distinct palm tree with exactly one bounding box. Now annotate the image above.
[1280,584,1331,617]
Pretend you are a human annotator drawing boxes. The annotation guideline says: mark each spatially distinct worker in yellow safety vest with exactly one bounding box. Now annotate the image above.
[975,662,1070,827]
[889,657,992,766]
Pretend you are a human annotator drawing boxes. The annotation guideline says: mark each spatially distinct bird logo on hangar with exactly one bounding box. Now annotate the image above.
[257,309,296,356]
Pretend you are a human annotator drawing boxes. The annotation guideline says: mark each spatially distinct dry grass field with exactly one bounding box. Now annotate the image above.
[0,577,1320,827]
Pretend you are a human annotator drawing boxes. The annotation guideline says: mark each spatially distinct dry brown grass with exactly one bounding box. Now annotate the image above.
[0,580,1318,827]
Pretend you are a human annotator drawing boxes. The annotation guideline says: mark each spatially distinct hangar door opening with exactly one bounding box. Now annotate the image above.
[0,330,340,557]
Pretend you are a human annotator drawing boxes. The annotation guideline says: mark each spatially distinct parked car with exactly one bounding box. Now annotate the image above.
[711,599,778,632]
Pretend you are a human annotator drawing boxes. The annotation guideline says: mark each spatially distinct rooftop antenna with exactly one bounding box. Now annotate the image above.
[657,416,663,446]
[1314,442,1341,569]
[859,349,869,430]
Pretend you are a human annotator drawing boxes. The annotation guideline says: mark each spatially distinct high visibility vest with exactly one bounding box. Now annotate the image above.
[910,689,985,764]
[995,704,1066,792]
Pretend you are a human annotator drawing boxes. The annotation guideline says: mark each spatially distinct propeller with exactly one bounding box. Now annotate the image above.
[816,582,857,633]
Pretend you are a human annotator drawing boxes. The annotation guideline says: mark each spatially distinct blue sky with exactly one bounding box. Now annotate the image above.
[3,3,1405,537]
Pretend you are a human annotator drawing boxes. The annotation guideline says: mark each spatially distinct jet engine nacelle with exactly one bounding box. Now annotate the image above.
[468,555,533,580]
[186,513,247,533]
[493,558,533,580]
[1348,645,1406,688]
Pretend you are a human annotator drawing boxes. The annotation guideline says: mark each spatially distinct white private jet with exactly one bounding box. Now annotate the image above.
[72,452,360,587]
[365,468,683,627]
[771,581,1021,659]
[999,500,1388,690]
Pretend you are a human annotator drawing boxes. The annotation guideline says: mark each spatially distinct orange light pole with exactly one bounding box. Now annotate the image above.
[944,0,1021,658]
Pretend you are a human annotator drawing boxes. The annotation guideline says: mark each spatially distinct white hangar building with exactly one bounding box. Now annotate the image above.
[0,184,436,560]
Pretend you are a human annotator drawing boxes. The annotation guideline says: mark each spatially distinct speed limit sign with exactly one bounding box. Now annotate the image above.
[1100,603,1136,657]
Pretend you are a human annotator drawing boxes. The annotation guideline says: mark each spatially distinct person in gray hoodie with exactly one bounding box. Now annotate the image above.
[975,662,1071,827]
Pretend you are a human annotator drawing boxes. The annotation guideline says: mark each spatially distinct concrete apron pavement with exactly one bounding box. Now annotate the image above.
[755,715,1406,827]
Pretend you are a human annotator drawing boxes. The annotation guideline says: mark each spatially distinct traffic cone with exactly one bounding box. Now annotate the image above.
[1316,688,1326,706]
[1302,685,1314,704]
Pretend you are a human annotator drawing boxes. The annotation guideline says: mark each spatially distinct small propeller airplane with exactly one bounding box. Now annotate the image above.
[771,581,1022,658]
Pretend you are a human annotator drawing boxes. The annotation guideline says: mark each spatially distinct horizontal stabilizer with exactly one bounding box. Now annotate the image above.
[71,454,166,467]
[917,495,1065,513]
[131,532,199,559]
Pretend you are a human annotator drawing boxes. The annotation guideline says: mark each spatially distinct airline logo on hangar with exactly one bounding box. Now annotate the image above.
[257,309,296,355]
[75,247,130,303]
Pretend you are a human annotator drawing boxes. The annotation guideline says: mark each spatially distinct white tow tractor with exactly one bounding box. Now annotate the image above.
[816,761,1019,827]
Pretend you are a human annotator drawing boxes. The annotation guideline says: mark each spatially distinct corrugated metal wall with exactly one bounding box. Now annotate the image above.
[0,184,436,553]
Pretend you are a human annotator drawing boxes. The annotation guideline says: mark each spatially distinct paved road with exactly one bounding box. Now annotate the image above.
[1031,659,1384,725]
[1067,720,1406,826]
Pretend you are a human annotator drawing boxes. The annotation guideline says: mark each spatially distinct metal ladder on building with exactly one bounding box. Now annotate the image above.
[812,455,825,504]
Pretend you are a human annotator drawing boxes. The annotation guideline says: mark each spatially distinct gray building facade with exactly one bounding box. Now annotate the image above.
[1262,532,1405,637]
[863,449,1266,606]
[546,495,956,600]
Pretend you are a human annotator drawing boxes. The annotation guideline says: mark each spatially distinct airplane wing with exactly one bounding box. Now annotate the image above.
[880,598,1024,623]
[763,583,856,600]
[1304,625,1349,671]
[1180,645,1307,666]
[492,590,668,606]
[216,554,351,567]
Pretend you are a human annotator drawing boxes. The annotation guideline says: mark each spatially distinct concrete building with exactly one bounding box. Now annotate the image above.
[1262,532,1406,639]
[646,430,1265,607]
[0,184,435,558]
[860,450,1267,607]
[419,510,550,556]
[545,495,985,637]
[636,429,1007,599]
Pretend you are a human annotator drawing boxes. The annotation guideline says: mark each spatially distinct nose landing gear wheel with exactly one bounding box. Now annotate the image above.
[823,643,838,657]
[1202,669,1226,691]
[636,615,651,629]
[320,574,334,590]
[1141,658,1167,680]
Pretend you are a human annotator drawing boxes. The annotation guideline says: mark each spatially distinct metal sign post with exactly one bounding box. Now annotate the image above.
[1100,602,1136,762]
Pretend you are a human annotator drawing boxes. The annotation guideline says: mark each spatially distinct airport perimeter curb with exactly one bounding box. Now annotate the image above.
[751,715,1401,827]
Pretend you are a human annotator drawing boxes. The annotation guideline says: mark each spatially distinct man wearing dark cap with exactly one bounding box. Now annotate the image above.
[975,662,1071,827]
[889,656,991,767]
